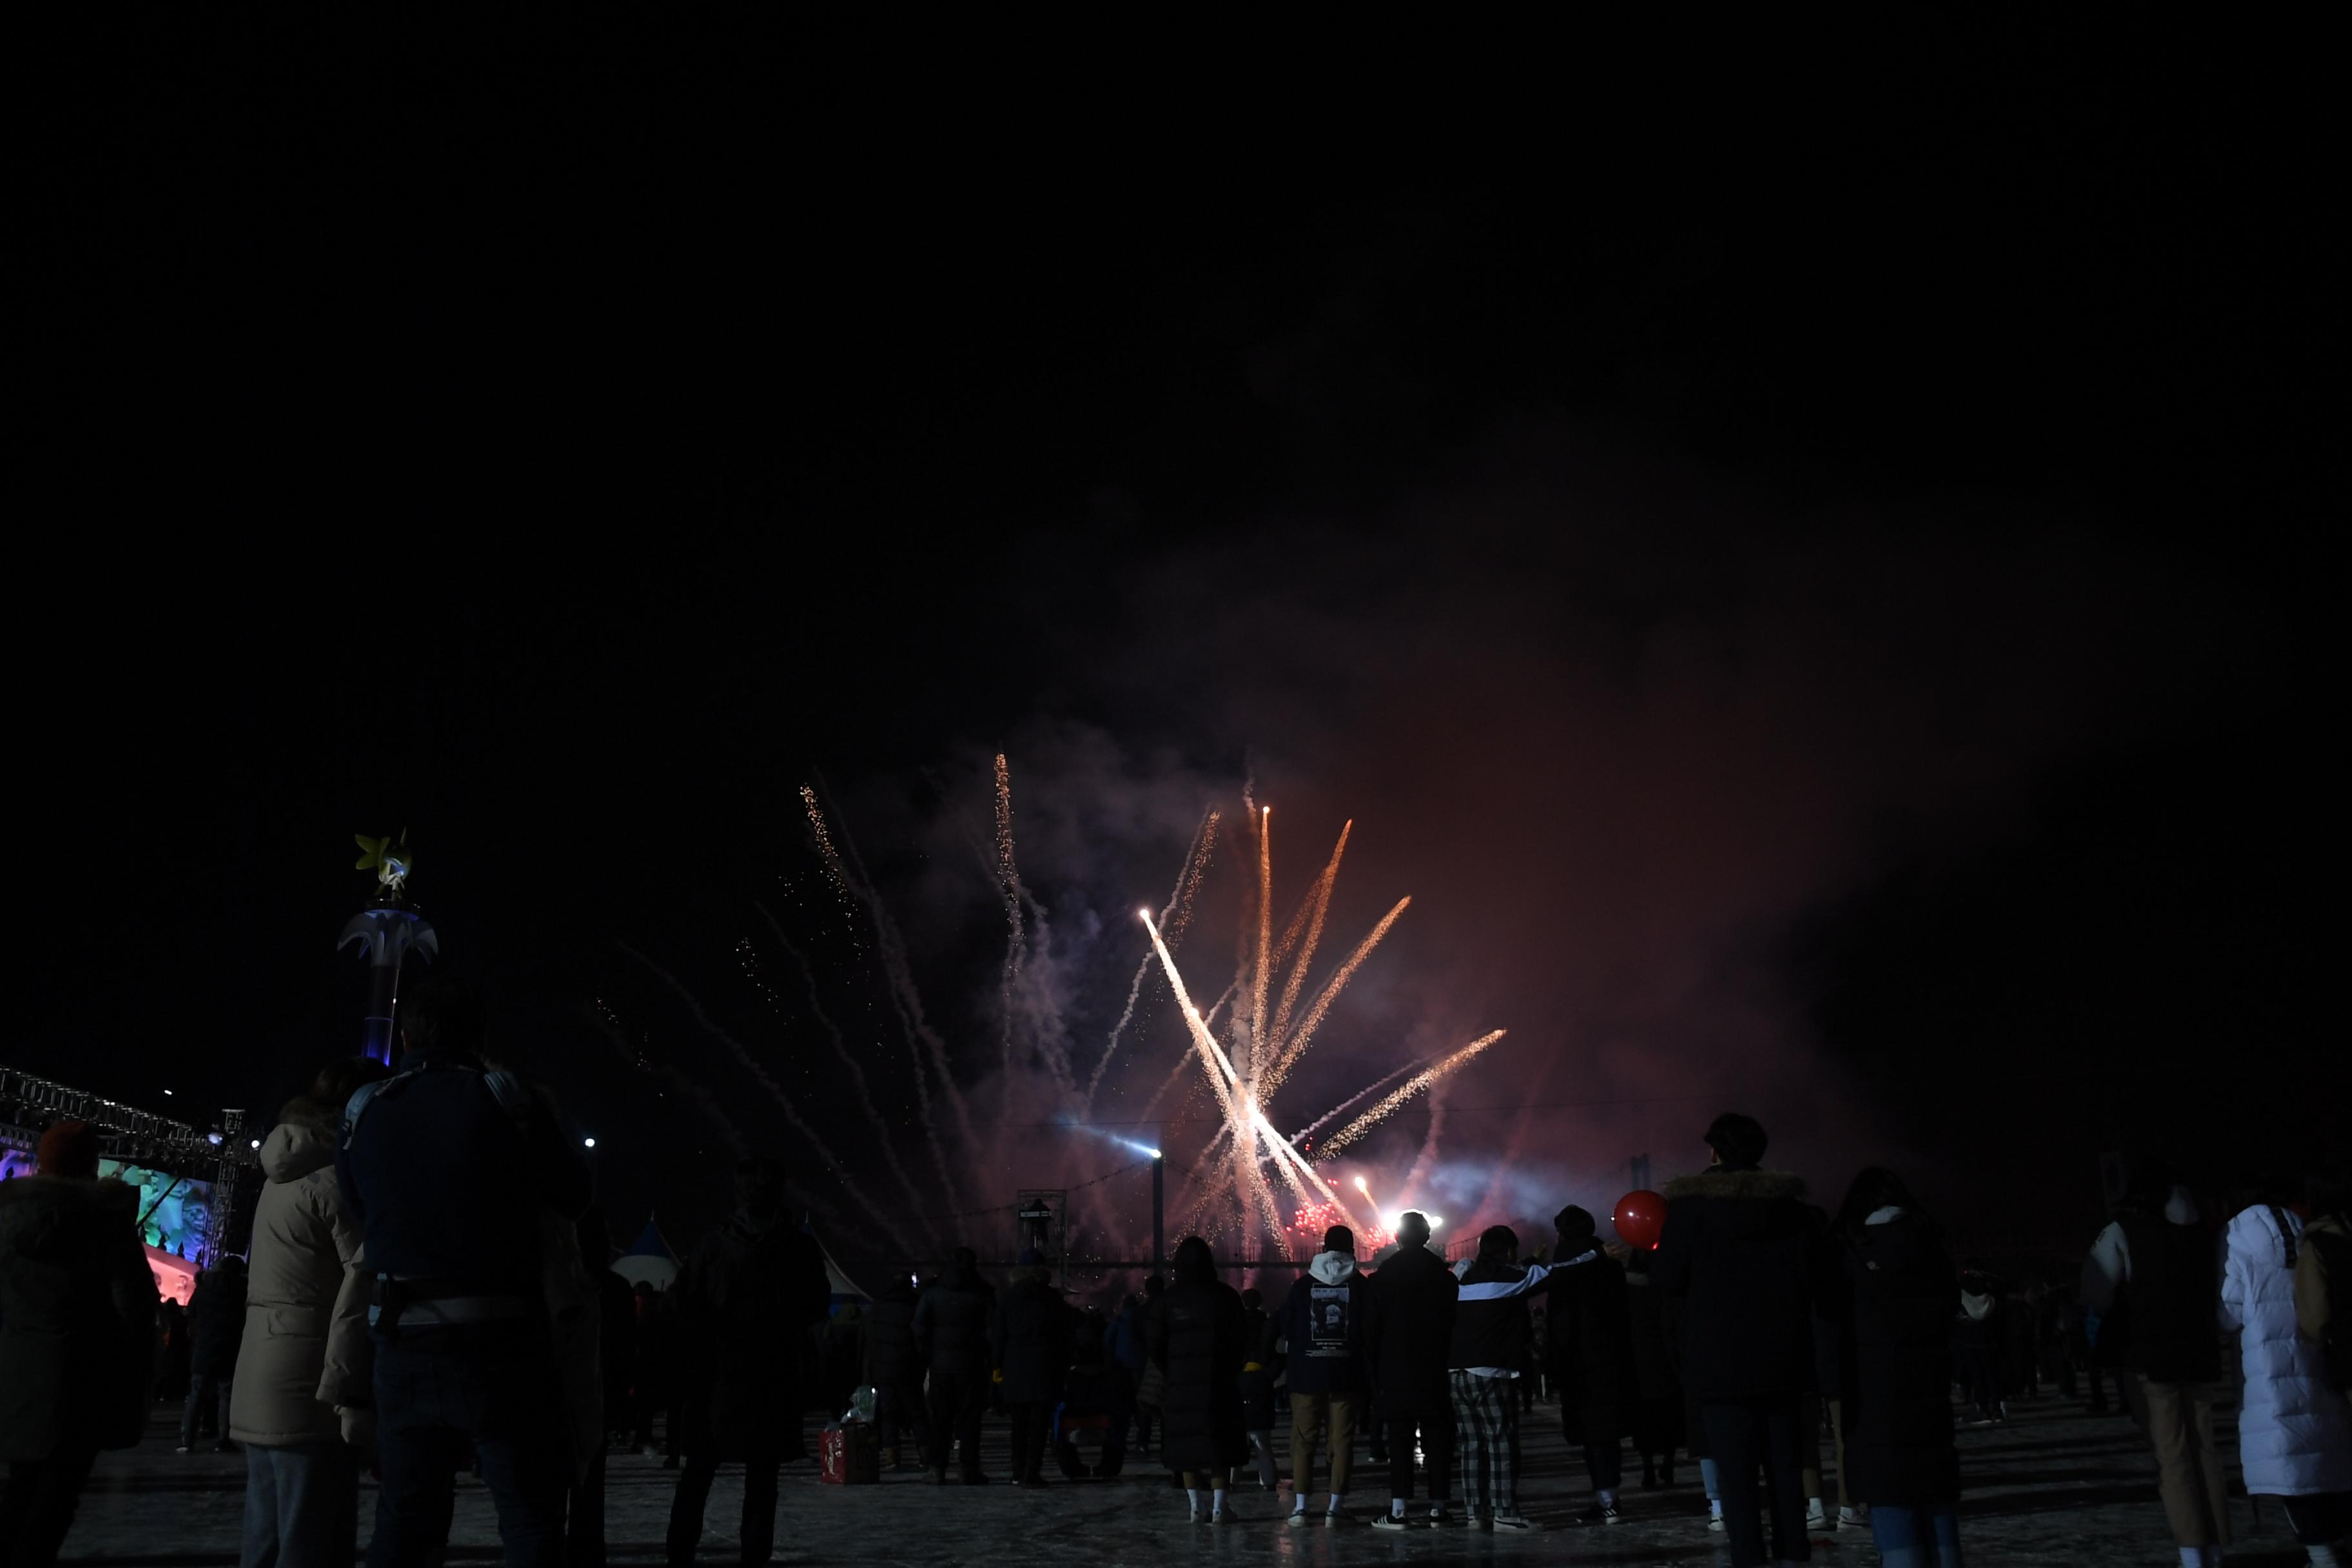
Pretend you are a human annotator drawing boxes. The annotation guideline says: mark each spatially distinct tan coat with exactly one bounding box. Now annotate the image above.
[227,1102,370,1447]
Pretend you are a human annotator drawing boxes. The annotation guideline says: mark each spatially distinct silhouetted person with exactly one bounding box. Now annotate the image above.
[912,1248,994,1484]
[1951,1263,2005,1425]
[1839,1167,1961,1568]
[2083,1158,2228,1567]
[1147,1235,1249,1523]
[1267,1224,1367,1525]
[337,975,593,1568]
[988,1248,1072,1487]
[1054,1313,1132,1480]
[1451,1224,1545,1530]
[182,1257,248,1452]
[862,1273,925,1470]
[1545,1206,1632,1524]
[664,1159,830,1567]
[1365,1212,1460,1529]
[230,1057,387,1568]
[0,1121,156,1567]
[1237,1288,1278,1491]
[1652,1112,1818,1568]
[1622,1243,1685,1490]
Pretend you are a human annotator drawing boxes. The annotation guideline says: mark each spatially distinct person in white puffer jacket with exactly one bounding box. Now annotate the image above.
[2221,1197,2352,1567]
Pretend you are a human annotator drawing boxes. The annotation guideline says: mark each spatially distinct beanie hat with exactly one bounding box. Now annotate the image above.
[1322,1224,1355,1255]
[37,1120,102,1179]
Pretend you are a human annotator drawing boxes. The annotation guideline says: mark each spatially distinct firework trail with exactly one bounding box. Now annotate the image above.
[1400,1078,1449,1203]
[798,785,862,948]
[806,779,984,1164]
[1250,806,1272,1081]
[1142,908,1289,1238]
[615,940,903,1237]
[1313,1029,1507,1159]
[1289,1056,1422,1144]
[755,905,943,1242]
[1269,820,1350,1048]
[1260,895,1413,1099]
[994,754,1028,1088]
[1087,808,1219,1110]
[1012,881,1080,1101]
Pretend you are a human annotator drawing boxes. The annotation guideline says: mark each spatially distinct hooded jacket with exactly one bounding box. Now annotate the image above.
[1651,1166,1818,1400]
[1147,1247,1248,1470]
[2221,1204,2352,1497]
[1269,1250,1368,1396]
[0,1175,157,1461]
[1845,1207,1960,1506]
[989,1270,1075,1405]
[1449,1255,1536,1373]
[1364,1242,1459,1415]
[228,1100,371,1446]
[2082,1186,2219,1383]
[912,1259,995,1380]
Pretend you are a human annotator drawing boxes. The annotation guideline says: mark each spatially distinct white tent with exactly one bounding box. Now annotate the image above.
[611,1215,678,1291]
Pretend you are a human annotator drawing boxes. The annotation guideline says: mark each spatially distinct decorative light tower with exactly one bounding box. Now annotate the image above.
[339,832,436,1064]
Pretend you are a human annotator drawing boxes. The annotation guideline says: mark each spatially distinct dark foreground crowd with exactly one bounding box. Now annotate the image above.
[0,983,2346,1568]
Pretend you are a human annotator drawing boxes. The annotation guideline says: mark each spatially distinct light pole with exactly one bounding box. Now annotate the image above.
[1151,1150,1165,1279]
[340,833,436,1064]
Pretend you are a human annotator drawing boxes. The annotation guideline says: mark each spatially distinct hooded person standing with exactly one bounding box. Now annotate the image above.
[912,1249,995,1485]
[230,1057,389,1568]
[1268,1224,1368,1527]
[1545,1205,1633,1525]
[663,1158,831,1568]
[1449,1225,1549,1532]
[2222,1184,2352,1568]
[1148,1236,1250,1524]
[1651,1112,1819,1568]
[2083,1160,2230,1568]
[1364,1212,1460,1531]
[0,1121,157,1567]
[1839,1168,1963,1568]
[988,1248,1073,1488]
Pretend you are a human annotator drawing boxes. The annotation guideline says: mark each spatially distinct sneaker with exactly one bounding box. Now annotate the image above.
[1576,1502,1623,1525]
[1491,1513,1538,1532]
[1369,1512,1411,1531]
[1707,1507,1725,1533]
[1838,1504,1869,1527]
[1211,1509,1242,1525]
[1188,1502,1202,1525]
[1805,1498,1828,1529]
[174,1444,191,1454]
[1427,1506,1453,1527]
[1287,1509,1309,1528]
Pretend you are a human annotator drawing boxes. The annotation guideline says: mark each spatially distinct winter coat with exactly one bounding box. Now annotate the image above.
[669,1209,831,1458]
[864,1278,921,1393]
[2221,1204,2352,1496]
[1365,1243,1459,1415]
[0,1175,157,1461]
[1623,1260,1687,1447]
[227,1103,371,1447]
[2082,1188,2221,1384]
[1845,1209,1960,1507]
[1651,1167,1818,1400]
[1542,1242,1633,1440]
[912,1263,994,1381]
[187,1264,249,1380]
[1269,1251,1368,1395]
[990,1273,1074,1405]
[1148,1275,1249,1470]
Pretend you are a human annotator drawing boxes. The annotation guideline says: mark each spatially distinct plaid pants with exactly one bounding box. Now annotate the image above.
[1448,1370,1520,1516]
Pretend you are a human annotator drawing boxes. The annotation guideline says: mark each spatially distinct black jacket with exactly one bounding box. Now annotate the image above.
[335,1051,593,1296]
[1148,1277,1249,1469]
[989,1273,1074,1405]
[1845,1212,1961,1506]
[1365,1244,1458,1415]
[912,1262,994,1380]
[1543,1242,1632,1438]
[863,1277,921,1391]
[2113,1210,2222,1384]
[1651,1167,1819,1400]
[670,1210,832,1458]
[1268,1253,1369,1395]
[188,1265,249,1378]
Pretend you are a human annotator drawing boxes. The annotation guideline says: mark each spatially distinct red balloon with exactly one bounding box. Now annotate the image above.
[1613,1190,1667,1251]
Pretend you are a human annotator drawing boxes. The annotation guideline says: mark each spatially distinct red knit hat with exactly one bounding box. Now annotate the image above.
[35,1120,101,1179]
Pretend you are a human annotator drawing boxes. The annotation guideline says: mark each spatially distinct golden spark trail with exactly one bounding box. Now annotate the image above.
[1251,806,1272,1081]
[1291,1058,1420,1144]
[1314,1030,1507,1159]
[1270,821,1350,1049]
[1088,810,1219,1110]
[1260,896,1413,1099]
[799,785,862,945]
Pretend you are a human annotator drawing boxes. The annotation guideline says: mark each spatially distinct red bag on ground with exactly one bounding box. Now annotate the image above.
[819,1422,880,1485]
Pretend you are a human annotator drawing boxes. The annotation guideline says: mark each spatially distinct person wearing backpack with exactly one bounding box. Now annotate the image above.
[2082,1159,2229,1568]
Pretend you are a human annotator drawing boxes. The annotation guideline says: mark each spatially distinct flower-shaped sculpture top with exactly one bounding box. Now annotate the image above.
[355,832,415,899]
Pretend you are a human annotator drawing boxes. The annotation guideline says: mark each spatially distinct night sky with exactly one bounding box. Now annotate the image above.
[15,18,2340,1266]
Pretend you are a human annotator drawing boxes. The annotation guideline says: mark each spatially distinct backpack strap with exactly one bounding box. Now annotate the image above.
[340,1068,424,1151]
[2271,1206,2299,1270]
[482,1069,534,1128]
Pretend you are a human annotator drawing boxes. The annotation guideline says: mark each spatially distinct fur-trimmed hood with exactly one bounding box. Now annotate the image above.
[1662,1168,1807,1202]
[259,1097,339,1185]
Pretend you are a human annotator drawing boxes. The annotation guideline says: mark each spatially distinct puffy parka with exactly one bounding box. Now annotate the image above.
[2222,1204,2352,1497]
[228,1101,371,1446]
